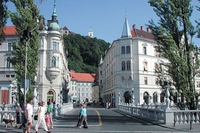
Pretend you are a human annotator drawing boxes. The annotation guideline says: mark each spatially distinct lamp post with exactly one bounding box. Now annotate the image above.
[118,92,121,105]
[33,75,38,109]
[23,18,39,106]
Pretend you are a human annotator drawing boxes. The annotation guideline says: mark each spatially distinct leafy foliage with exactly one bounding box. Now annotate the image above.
[9,0,41,105]
[63,34,110,73]
[148,0,200,109]
[0,0,9,41]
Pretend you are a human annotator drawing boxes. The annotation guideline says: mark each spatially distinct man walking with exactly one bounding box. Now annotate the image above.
[25,98,33,133]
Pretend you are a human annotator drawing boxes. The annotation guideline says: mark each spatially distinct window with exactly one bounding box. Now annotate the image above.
[52,42,57,50]
[144,77,148,84]
[153,92,158,103]
[51,56,56,67]
[8,43,12,51]
[155,78,159,85]
[121,46,125,54]
[126,46,130,54]
[143,61,148,71]
[143,46,147,55]
[155,63,160,72]
[122,61,125,71]
[11,75,15,78]
[6,75,10,78]
[127,60,131,70]
[7,57,11,68]
[197,81,200,88]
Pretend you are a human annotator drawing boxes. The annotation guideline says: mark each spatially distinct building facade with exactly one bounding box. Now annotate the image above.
[69,70,95,103]
[0,1,70,105]
[99,16,168,107]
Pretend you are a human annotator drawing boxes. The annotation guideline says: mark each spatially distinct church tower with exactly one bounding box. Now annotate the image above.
[38,0,70,105]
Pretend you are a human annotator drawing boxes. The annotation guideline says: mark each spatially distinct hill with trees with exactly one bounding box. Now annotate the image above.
[63,34,110,73]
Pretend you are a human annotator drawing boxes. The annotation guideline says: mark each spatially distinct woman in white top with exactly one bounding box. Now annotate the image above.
[35,101,49,133]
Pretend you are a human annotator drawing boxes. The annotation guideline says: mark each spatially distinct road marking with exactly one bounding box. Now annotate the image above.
[94,109,102,126]
[53,124,99,127]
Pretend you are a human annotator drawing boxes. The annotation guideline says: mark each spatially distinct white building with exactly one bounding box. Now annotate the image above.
[69,70,95,103]
[99,16,169,107]
[37,1,70,105]
[0,1,70,105]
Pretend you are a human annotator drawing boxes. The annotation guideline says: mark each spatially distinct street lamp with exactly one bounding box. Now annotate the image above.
[118,92,121,105]
[23,17,39,105]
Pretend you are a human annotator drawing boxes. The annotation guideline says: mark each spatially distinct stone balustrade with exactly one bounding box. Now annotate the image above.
[118,103,200,129]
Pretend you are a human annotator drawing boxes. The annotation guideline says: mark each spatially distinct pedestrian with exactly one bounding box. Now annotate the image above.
[34,101,50,133]
[108,102,111,109]
[15,103,22,128]
[47,102,53,128]
[45,111,51,130]
[24,98,33,133]
[78,104,88,129]
[76,104,83,127]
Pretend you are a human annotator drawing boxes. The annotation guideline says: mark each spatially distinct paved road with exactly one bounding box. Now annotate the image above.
[0,107,199,133]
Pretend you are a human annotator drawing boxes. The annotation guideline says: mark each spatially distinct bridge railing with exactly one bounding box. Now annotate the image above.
[0,103,73,126]
[118,102,200,129]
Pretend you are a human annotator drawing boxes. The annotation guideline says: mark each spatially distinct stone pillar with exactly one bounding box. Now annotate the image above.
[164,78,173,124]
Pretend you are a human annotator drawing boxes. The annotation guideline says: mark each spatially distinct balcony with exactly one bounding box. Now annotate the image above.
[46,67,60,83]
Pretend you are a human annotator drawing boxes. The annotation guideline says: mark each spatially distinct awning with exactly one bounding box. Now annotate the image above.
[72,97,78,100]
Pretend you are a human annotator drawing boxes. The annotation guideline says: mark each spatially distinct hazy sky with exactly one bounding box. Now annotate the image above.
[6,0,200,45]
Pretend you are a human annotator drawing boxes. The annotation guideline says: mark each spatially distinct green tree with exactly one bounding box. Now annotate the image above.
[0,0,9,41]
[64,34,110,73]
[148,0,200,110]
[9,0,41,105]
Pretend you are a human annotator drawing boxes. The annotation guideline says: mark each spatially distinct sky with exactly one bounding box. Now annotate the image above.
[6,0,200,45]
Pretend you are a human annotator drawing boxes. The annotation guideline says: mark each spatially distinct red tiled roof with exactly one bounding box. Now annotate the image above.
[4,26,17,35]
[131,29,155,40]
[70,70,95,82]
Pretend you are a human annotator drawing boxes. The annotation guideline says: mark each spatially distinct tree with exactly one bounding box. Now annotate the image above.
[148,0,200,110]
[63,34,110,73]
[9,0,41,105]
[196,0,200,38]
[0,0,9,41]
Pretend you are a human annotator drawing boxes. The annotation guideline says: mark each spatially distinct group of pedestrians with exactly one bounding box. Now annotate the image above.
[21,98,53,133]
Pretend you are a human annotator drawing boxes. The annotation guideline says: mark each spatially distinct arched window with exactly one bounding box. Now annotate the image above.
[143,61,148,71]
[127,60,131,70]
[126,46,130,54]
[143,46,147,55]
[121,46,125,54]
[153,92,158,103]
[143,92,149,104]
[160,91,165,103]
[7,57,11,68]
[122,61,125,71]
[51,56,56,67]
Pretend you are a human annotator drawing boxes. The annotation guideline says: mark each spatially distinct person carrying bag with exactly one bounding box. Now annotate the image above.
[34,101,50,133]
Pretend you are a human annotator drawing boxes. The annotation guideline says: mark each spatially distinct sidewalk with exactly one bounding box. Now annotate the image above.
[164,123,200,133]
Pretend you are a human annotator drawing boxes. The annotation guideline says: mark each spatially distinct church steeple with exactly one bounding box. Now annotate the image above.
[47,0,60,31]
[121,15,132,38]
[52,0,57,22]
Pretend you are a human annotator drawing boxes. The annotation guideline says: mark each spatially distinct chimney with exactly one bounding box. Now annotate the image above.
[132,24,136,30]
[141,26,144,31]
[147,28,152,33]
